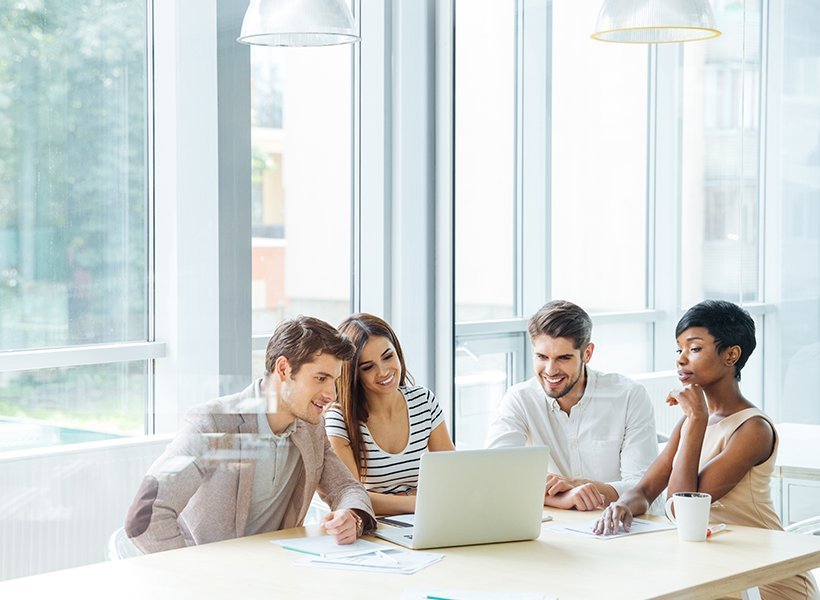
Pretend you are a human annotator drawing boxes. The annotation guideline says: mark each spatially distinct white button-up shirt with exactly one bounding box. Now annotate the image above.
[485,368,658,497]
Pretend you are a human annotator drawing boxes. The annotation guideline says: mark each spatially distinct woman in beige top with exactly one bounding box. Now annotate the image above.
[593,300,817,600]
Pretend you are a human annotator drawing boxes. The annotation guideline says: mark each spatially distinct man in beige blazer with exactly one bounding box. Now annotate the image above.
[125,316,375,554]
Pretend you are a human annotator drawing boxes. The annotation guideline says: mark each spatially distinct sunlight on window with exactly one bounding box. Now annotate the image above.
[250,46,352,339]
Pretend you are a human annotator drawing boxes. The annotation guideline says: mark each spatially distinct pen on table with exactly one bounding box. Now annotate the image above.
[375,549,399,564]
[541,515,553,523]
[706,523,727,537]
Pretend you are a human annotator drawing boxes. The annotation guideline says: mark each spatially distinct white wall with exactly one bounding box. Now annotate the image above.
[0,437,170,581]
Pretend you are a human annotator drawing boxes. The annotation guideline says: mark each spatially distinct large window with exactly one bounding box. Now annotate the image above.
[453,0,651,448]
[250,45,353,374]
[551,0,648,313]
[452,0,820,448]
[0,0,149,445]
[454,0,516,323]
[766,1,820,424]
[680,0,762,307]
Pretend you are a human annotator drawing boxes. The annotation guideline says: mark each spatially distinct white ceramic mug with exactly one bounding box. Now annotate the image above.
[665,492,712,542]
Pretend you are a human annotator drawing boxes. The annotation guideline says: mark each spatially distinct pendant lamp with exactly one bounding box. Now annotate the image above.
[237,0,359,47]
[591,0,720,44]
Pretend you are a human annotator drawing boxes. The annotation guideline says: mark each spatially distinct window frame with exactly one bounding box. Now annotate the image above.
[449,0,786,444]
[0,0,161,438]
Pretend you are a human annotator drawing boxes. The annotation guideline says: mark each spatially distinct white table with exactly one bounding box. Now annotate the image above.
[2,508,819,599]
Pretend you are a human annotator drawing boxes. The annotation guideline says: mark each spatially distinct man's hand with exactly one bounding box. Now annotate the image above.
[593,501,633,536]
[545,473,576,496]
[545,483,605,511]
[322,509,360,545]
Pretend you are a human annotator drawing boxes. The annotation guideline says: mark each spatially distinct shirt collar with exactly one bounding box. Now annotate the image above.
[254,378,297,440]
[257,410,296,440]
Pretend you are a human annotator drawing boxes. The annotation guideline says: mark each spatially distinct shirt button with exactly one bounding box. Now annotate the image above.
[571,442,578,449]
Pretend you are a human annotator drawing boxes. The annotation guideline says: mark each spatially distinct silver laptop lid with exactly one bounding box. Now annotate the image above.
[410,446,549,549]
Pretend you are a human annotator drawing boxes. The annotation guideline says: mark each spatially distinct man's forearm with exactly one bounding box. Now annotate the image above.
[567,477,619,504]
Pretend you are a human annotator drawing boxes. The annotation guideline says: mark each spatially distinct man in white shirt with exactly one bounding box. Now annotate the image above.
[485,300,658,511]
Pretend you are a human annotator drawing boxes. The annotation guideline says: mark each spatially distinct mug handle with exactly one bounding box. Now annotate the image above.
[665,496,677,524]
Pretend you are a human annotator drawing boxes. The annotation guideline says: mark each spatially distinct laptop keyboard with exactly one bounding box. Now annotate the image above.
[378,517,413,528]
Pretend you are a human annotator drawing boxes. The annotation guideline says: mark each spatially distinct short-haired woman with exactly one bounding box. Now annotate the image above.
[594,300,817,599]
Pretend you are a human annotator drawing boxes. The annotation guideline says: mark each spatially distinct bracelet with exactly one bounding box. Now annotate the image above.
[350,510,364,537]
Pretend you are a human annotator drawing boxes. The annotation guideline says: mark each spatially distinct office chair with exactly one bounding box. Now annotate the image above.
[785,516,820,583]
[786,516,820,536]
[107,527,143,560]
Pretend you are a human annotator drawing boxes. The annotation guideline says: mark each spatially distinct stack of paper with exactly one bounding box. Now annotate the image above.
[272,535,443,574]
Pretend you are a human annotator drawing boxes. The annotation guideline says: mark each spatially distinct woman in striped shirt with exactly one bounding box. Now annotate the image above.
[326,313,455,515]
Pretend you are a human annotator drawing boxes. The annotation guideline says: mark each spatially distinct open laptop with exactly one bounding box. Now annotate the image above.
[374,446,549,550]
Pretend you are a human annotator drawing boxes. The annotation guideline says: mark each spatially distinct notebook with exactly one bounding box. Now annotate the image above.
[375,446,550,550]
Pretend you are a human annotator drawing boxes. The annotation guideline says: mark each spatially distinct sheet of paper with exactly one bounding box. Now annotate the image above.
[272,535,389,557]
[296,547,443,574]
[551,517,674,540]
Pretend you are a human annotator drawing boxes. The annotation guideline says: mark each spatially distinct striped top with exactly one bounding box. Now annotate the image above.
[325,385,445,494]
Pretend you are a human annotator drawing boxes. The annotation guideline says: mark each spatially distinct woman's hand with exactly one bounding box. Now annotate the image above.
[666,384,708,422]
[593,501,633,536]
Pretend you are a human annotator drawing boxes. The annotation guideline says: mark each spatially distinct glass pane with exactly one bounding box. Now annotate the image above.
[680,0,762,305]
[769,1,820,424]
[0,361,147,450]
[0,1,148,350]
[454,334,525,449]
[251,45,352,335]
[740,313,763,408]
[455,0,516,322]
[588,322,652,376]
[551,2,648,312]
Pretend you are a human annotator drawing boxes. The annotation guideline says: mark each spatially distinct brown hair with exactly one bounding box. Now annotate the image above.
[265,316,355,376]
[527,300,592,350]
[336,313,412,479]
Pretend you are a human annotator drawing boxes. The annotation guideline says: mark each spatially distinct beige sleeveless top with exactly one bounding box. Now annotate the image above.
[701,408,817,600]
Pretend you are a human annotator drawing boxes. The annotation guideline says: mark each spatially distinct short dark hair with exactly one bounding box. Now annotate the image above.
[528,300,592,350]
[265,316,355,376]
[675,300,756,380]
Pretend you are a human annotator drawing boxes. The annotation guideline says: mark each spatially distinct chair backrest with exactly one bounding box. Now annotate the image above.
[107,527,143,560]
[785,516,820,536]
[785,516,820,586]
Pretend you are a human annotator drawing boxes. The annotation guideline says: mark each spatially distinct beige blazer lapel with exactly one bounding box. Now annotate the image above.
[285,422,319,527]
[233,382,262,538]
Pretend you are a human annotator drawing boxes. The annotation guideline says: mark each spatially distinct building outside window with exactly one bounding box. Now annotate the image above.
[249,45,353,374]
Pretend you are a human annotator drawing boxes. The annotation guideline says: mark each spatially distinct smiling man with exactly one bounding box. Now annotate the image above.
[125,316,375,554]
[485,300,658,511]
